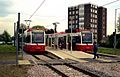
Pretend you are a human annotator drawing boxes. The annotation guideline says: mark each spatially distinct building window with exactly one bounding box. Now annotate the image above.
[69,21,72,24]
[73,20,75,23]
[91,14,93,18]
[95,10,97,13]
[79,22,84,25]
[76,20,78,23]
[76,15,78,19]
[69,12,71,15]
[91,4,93,8]
[95,5,97,9]
[92,9,95,13]
[76,11,78,14]
[79,17,84,22]
[94,24,97,28]
[91,9,92,13]
[103,35,105,38]
[69,25,72,29]
[73,11,75,14]
[91,19,93,23]
[95,15,97,18]
[95,29,97,33]
[92,19,94,23]
[91,24,94,28]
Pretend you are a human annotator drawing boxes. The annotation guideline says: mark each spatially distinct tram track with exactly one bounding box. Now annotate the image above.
[24,49,120,77]
[31,53,100,77]
[32,55,69,77]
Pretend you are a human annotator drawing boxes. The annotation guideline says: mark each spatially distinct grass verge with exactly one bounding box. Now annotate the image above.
[0,45,23,60]
[0,45,16,53]
[98,47,120,56]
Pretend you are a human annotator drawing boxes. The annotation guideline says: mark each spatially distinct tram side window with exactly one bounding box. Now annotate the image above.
[25,35,31,43]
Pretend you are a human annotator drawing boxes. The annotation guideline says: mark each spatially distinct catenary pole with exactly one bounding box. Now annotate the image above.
[16,13,20,65]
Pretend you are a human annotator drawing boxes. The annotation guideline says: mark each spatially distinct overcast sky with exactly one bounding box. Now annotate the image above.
[0,0,120,36]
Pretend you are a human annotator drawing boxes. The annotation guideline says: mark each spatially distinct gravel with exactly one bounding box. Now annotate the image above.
[27,65,61,77]
[74,62,120,77]
[53,65,91,77]
[24,54,120,77]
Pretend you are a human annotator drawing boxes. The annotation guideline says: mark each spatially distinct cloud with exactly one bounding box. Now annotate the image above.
[0,0,13,17]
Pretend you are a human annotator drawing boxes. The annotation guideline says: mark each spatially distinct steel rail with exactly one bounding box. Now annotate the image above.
[32,55,69,77]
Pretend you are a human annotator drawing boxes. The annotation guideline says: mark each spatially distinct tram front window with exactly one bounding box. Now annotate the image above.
[32,32,44,43]
[82,33,92,44]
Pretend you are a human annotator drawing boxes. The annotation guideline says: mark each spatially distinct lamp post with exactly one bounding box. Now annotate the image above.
[24,20,32,28]
[114,9,117,49]
[53,22,60,33]
[114,8,120,49]
[53,22,60,49]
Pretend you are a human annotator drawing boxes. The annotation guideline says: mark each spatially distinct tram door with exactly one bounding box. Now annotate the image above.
[49,38,51,47]
[67,35,71,50]
[45,35,48,46]
[63,36,66,49]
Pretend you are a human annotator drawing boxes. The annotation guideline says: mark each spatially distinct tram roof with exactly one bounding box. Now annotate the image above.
[26,28,45,32]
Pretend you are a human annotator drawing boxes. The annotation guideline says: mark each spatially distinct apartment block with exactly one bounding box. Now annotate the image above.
[68,3,107,43]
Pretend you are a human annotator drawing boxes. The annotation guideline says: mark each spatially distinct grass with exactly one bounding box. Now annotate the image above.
[0,45,23,60]
[98,47,120,56]
[0,45,16,53]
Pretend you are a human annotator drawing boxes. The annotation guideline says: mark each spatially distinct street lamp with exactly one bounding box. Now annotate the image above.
[24,20,32,28]
[114,8,120,49]
[53,22,60,33]
[52,22,60,49]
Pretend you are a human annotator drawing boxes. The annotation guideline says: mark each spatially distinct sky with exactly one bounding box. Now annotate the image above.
[0,0,120,36]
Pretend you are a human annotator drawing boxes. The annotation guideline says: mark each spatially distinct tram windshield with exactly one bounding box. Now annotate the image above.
[82,32,92,44]
[32,32,44,43]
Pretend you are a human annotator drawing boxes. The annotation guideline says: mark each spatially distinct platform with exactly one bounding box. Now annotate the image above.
[46,47,113,63]
[19,60,31,65]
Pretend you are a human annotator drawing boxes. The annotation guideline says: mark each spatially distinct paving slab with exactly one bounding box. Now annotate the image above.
[19,60,31,65]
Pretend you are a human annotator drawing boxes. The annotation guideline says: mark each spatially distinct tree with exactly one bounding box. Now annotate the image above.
[0,34,4,41]
[19,23,27,33]
[2,30,11,44]
[45,29,54,34]
[117,14,120,33]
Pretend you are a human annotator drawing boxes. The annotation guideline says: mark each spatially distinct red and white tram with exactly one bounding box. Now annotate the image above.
[46,30,93,52]
[23,28,45,54]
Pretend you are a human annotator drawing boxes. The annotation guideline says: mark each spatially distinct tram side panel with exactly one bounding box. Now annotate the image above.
[45,31,93,52]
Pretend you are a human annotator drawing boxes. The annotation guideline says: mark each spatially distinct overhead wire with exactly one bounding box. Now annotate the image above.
[29,0,46,19]
[27,0,120,28]
[102,0,120,6]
